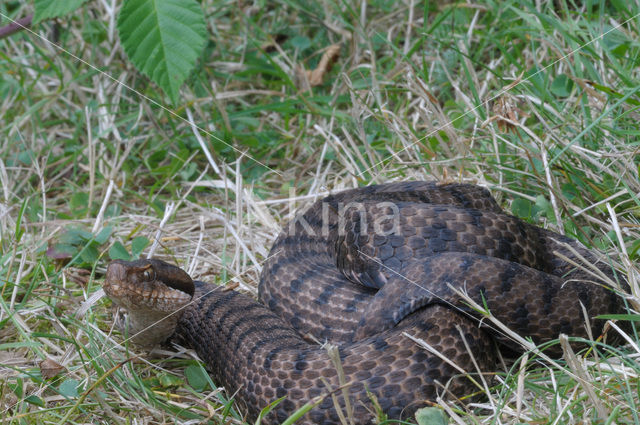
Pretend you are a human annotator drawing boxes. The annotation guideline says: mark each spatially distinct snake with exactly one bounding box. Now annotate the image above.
[103,181,626,424]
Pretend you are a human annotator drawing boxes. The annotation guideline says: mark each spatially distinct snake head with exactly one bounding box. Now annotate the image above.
[103,259,194,347]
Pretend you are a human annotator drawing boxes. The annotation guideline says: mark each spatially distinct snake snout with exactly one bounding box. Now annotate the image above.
[103,259,194,312]
[103,260,130,302]
[104,260,127,283]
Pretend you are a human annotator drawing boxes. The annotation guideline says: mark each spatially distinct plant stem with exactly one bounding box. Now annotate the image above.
[0,14,33,40]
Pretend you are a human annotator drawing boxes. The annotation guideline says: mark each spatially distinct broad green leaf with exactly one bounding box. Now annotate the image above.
[185,364,209,391]
[131,236,150,259]
[58,379,80,398]
[33,0,90,24]
[17,151,32,165]
[158,372,183,388]
[534,195,554,221]
[59,227,93,245]
[95,226,114,245]
[109,242,130,261]
[80,245,99,263]
[415,407,448,425]
[291,35,311,50]
[117,0,207,103]
[10,378,23,398]
[46,243,76,260]
[511,198,532,219]
[25,395,45,407]
[550,74,574,97]
[70,192,89,215]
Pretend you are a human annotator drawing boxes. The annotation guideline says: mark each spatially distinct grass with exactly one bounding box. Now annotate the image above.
[1,0,639,423]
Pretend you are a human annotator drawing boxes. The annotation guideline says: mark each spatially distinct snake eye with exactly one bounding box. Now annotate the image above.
[142,268,155,281]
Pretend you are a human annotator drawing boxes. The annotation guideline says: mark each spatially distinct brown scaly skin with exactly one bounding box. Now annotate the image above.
[103,182,627,424]
[103,259,193,346]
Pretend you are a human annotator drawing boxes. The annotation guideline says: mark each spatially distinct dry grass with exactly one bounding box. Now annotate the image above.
[1,0,640,423]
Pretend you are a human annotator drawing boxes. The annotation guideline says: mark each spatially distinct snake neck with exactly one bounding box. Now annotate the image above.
[174,282,307,420]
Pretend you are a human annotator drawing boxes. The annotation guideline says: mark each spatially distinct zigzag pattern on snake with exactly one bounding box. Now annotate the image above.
[103,181,626,424]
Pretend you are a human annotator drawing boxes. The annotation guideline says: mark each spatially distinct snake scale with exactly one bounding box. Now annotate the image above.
[103,181,626,424]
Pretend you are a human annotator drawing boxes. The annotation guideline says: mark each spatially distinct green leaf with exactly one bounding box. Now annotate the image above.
[596,314,640,321]
[290,35,311,50]
[158,372,183,388]
[588,82,640,106]
[95,226,113,245]
[550,74,574,97]
[82,20,108,44]
[109,242,131,261]
[534,195,554,221]
[25,395,45,407]
[46,243,77,260]
[33,0,90,24]
[415,407,448,425]
[629,239,640,259]
[131,236,150,259]
[58,379,80,398]
[70,192,89,215]
[117,0,207,103]
[10,378,24,398]
[17,151,32,165]
[80,245,99,264]
[15,198,27,244]
[185,364,209,391]
[511,198,532,219]
[60,227,93,245]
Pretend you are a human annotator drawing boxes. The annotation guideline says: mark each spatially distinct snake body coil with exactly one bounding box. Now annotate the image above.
[103,182,626,424]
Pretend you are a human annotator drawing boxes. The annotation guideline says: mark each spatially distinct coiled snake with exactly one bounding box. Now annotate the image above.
[103,182,626,424]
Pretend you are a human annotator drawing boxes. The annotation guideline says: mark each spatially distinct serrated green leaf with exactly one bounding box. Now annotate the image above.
[109,242,131,261]
[117,0,207,103]
[33,0,90,24]
[131,236,150,259]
